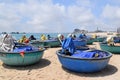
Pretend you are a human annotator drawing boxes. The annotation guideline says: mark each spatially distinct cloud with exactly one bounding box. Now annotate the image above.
[76,0,92,8]
[0,0,96,32]
[0,0,120,33]
[102,4,120,19]
[67,5,96,30]
[101,4,120,29]
[108,0,120,5]
[0,0,70,33]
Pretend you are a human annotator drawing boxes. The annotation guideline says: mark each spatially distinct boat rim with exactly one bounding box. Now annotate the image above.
[0,48,45,54]
[100,42,120,47]
[56,49,112,60]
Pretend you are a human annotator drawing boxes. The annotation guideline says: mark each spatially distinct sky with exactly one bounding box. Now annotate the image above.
[0,0,120,33]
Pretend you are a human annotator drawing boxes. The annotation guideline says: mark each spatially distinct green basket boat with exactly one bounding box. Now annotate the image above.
[87,37,106,45]
[31,40,61,48]
[100,43,120,53]
[0,49,45,66]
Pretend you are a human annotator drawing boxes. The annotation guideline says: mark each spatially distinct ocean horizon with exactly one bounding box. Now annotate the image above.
[0,32,71,40]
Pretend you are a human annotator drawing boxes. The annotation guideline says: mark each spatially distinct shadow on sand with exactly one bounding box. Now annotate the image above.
[2,59,51,70]
[62,64,118,77]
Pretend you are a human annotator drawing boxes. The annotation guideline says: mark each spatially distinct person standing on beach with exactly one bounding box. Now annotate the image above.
[57,34,65,44]
[29,35,36,41]
[18,35,29,43]
[106,36,114,46]
[92,34,97,38]
[71,34,76,40]
[41,34,47,41]
[47,34,52,40]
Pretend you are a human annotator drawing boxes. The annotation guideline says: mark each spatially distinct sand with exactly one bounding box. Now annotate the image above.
[0,43,120,80]
[0,33,120,80]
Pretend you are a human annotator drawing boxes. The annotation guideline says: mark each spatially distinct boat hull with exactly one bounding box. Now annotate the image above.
[73,40,86,47]
[87,37,105,45]
[56,50,112,72]
[100,43,120,53]
[0,50,45,66]
[31,40,61,48]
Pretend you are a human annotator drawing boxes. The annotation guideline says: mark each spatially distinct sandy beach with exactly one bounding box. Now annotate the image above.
[0,41,120,80]
[0,0,119,79]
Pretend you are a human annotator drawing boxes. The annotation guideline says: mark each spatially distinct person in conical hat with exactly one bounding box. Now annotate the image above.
[18,35,29,43]
[92,34,97,38]
[106,35,114,46]
[67,33,72,38]
[41,34,47,41]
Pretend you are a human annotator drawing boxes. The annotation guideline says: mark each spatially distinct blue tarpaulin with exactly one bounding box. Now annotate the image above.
[62,37,107,58]
[13,46,37,52]
[62,37,76,55]
[73,40,86,46]
[113,37,120,43]
[72,50,107,58]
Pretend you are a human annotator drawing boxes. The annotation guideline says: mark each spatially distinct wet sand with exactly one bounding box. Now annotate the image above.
[0,42,120,80]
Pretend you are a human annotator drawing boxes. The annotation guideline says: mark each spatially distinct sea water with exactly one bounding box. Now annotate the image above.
[0,32,83,40]
[2,33,70,40]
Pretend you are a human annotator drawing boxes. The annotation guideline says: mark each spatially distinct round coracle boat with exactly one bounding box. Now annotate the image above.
[31,40,61,48]
[73,40,87,47]
[100,42,120,54]
[56,49,112,73]
[0,34,45,66]
[87,37,106,45]
[0,45,45,66]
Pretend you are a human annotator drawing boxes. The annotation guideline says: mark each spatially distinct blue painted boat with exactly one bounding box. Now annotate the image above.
[73,40,87,47]
[100,43,120,53]
[0,47,45,66]
[31,40,61,48]
[73,40,88,50]
[56,49,112,72]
